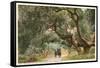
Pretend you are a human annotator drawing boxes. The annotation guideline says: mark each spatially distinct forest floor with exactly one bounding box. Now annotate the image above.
[41,48,95,62]
[18,48,95,63]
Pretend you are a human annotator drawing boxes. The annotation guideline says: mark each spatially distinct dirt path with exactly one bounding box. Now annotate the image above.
[42,48,69,62]
[43,57,62,62]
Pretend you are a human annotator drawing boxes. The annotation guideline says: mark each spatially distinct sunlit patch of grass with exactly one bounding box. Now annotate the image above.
[18,55,44,63]
[69,54,95,60]
[18,55,28,63]
[62,54,95,60]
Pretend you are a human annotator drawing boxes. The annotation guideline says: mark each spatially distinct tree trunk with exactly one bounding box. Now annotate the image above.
[75,20,91,54]
[83,46,91,54]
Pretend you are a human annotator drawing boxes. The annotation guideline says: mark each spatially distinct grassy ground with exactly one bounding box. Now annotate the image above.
[18,47,95,63]
[18,55,45,63]
[62,54,95,60]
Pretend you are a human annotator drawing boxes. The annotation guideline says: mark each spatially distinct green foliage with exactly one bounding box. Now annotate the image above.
[79,20,92,40]
[79,9,95,40]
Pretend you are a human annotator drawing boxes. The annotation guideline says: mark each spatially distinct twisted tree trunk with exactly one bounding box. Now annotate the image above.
[67,9,93,54]
[75,21,91,54]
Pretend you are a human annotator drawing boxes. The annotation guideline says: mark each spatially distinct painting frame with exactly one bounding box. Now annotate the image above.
[10,1,98,67]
